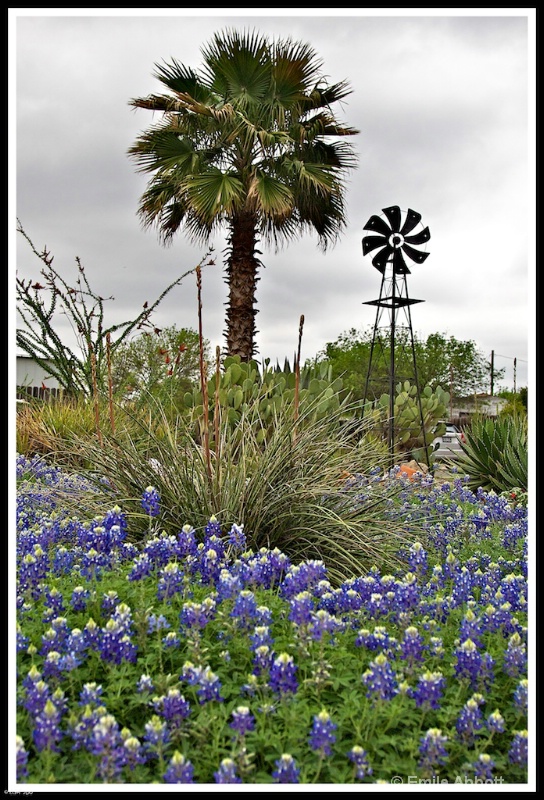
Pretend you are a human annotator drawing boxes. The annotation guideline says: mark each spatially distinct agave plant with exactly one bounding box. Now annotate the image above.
[454,414,528,493]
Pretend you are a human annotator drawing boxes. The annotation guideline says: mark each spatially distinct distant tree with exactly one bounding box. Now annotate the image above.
[128,28,358,361]
[310,327,502,402]
[111,325,209,400]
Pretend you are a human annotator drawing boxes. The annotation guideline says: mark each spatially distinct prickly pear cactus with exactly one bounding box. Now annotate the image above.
[183,356,344,442]
[376,381,450,461]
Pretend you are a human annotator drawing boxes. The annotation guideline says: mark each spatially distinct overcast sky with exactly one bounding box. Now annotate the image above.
[11,9,535,391]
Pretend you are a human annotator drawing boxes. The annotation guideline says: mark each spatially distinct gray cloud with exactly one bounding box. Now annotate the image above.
[12,10,533,391]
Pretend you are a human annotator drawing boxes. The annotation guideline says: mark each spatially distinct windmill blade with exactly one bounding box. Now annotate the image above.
[400,208,422,236]
[402,243,430,264]
[363,214,392,238]
[392,248,411,275]
[404,226,430,246]
[372,244,393,271]
[382,205,402,233]
[362,234,388,256]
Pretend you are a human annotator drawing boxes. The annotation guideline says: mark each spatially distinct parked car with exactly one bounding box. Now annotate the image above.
[431,422,466,460]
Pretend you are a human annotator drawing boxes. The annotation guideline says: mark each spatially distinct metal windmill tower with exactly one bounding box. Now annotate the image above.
[361,205,431,468]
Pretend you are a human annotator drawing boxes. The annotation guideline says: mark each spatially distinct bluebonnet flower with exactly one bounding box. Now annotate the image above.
[250,625,274,651]
[181,663,223,704]
[272,753,300,783]
[453,639,484,684]
[141,485,160,517]
[513,679,528,712]
[455,697,484,744]
[197,546,224,584]
[23,677,51,717]
[143,715,170,758]
[214,757,242,784]
[177,524,198,557]
[79,683,104,706]
[137,674,154,694]
[227,523,246,552]
[121,735,146,771]
[162,631,181,649]
[179,598,216,630]
[486,709,505,734]
[33,698,63,753]
[399,626,426,669]
[362,654,398,701]
[88,714,126,781]
[503,632,527,678]
[348,746,373,780]
[43,586,65,617]
[289,591,314,625]
[147,612,170,634]
[16,735,29,781]
[79,547,111,582]
[269,652,298,695]
[309,709,337,757]
[418,728,448,775]
[70,585,91,612]
[157,562,185,600]
[309,609,342,641]
[152,689,191,731]
[473,753,495,781]
[410,671,446,711]
[163,751,195,783]
[280,560,328,600]
[230,590,259,629]
[230,706,256,736]
[99,618,137,665]
[407,541,429,577]
[459,608,484,647]
[355,626,395,653]
[252,645,274,677]
[508,730,528,767]
[127,553,154,582]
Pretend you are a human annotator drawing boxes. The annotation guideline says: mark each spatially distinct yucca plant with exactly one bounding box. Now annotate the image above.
[67,387,422,583]
[454,414,528,493]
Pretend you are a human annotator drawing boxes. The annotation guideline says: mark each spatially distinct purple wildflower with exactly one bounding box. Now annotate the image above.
[309,709,337,757]
[410,671,446,710]
[230,706,256,736]
[289,591,314,625]
[143,715,170,758]
[214,757,242,784]
[16,735,29,781]
[272,753,300,784]
[418,728,448,776]
[455,697,484,744]
[230,590,259,629]
[269,653,298,695]
[473,753,495,781]
[348,746,373,780]
[152,689,191,730]
[508,730,528,767]
[486,709,505,734]
[163,751,195,783]
[513,679,528,712]
[141,485,160,517]
[399,626,426,669]
[227,523,247,552]
[157,562,184,600]
[503,633,527,678]
[362,654,398,701]
[32,698,63,753]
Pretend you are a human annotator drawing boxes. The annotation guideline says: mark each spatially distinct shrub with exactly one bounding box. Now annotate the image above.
[454,415,528,493]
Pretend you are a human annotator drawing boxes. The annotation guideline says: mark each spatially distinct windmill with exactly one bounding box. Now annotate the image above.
[361,205,431,468]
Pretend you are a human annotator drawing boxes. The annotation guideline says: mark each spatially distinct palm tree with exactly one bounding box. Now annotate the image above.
[128,28,359,361]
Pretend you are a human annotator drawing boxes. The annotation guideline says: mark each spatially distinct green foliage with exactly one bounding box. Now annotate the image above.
[110,325,209,405]
[312,327,501,403]
[454,415,528,493]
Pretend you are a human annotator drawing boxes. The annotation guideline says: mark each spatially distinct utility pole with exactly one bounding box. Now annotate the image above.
[513,357,517,396]
[449,362,453,420]
[490,350,494,397]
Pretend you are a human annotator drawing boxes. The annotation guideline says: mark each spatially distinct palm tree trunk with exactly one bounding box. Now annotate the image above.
[225,212,261,361]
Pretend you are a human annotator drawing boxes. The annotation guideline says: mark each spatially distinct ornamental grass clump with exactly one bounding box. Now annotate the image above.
[14,455,529,785]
